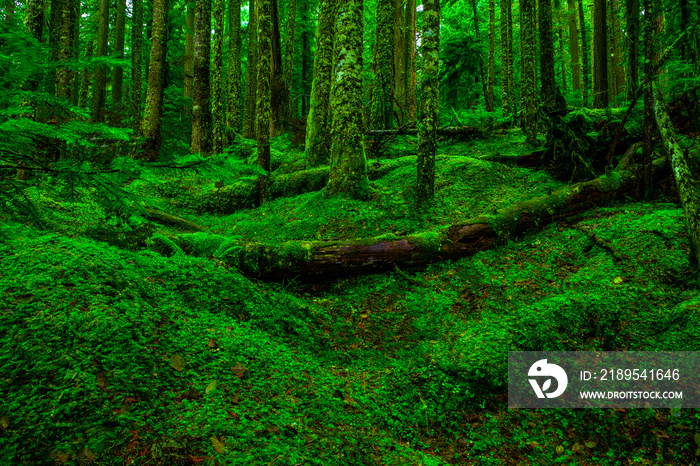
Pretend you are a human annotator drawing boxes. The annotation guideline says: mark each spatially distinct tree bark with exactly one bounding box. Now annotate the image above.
[486,0,495,112]
[191,0,212,154]
[653,89,700,265]
[500,0,514,117]
[568,0,580,91]
[211,0,225,153]
[111,0,126,125]
[216,156,668,279]
[132,0,144,132]
[242,0,258,138]
[135,0,169,161]
[370,0,395,130]
[184,1,195,102]
[283,0,297,125]
[625,0,639,101]
[304,0,335,167]
[227,0,242,133]
[520,0,537,145]
[538,0,556,112]
[592,0,608,108]
[256,0,272,204]
[325,0,370,199]
[91,0,109,123]
[416,0,439,203]
[577,0,589,107]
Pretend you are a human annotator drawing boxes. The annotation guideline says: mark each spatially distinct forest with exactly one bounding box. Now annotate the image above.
[1,0,700,463]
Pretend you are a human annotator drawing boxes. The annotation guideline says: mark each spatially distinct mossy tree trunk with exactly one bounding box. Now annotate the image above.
[242,0,258,138]
[486,0,495,112]
[283,0,297,126]
[393,0,406,120]
[184,1,195,104]
[304,0,335,167]
[227,0,242,134]
[211,0,225,153]
[404,0,416,120]
[592,0,608,108]
[79,40,93,109]
[500,0,512,116]
[256,0,272,204]
[221,157,669,279]
[538,0,556,112]
[653,88,700,265]
[110,0,126,125]
[131,0,143,132]
[641,0,653,198]
[369,0,395,130]
[136,0,169,162]
[520,0,537,145]
[325,0,370,199]
[56,0,77,101]
[300,2,312,116]
[577,0,589,107]
[416,0,439,203]
[625,0,639,101]
[567,0,580,92]
[91,0,109,123]
[609,0,625,99]
[270,0,285,134]
[191,0,212,154]
[470,0,487,110]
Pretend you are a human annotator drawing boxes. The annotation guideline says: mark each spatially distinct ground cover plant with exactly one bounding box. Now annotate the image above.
[2,126,700,465]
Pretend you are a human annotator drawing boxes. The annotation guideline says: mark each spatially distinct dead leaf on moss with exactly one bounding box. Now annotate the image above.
[170,353,185,372]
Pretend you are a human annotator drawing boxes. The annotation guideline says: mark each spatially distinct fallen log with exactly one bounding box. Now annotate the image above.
[217,156,668,279]
[653,88,700,265]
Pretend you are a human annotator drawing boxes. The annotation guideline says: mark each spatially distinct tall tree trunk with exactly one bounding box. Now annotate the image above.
[370,0,395,130]
[577,0,589,107]
[641,0,653,198]
[136,0,169,161]
[520,0,538,145]
[269,0,285,134]
[538,0,556,112]
[91,0,109,122]
[191,0,212,154]
[111,0,126,125]
[559,27,567,91]
[404,0,416,119]
[227,0,242,133]
[568,0,580,91]
[256,0,272,204]
[211,0,225,153]
[393,0,407,122]
[300,7,311,116]
[184,1,195,102]
[500,0,513,117]
[132,0,143,132]
[56,0,76,101]
[625,0,639,101]
[416,0,440,203]
[470,0,487,109]
[79,40,93,109]
[485,0,495,112]
[609,0,625,99]
[70,0,79,105]
[304,0,335,167]
[283,0,297,125]
[242,0,258,138]
[325,0,370,199]
[592,0,608,108]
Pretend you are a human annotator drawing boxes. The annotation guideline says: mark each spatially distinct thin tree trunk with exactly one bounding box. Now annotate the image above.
[56,0,76,101]
[641,0,653,198]
[79,40,93,109]
[520,0,537,145]
[270,0,285,134]
[326,0,370,199]
[486,0,495,112]
[132,0,143,132]
[538,0,556,111]
[568,0,580,91]
[625,0,639,100]
[500,0,513,117]
[370,0,395,130]
[227,0,242,133]
[283,0,297,125]
[242,0,258,138]
[393,0,407,122]
[184,1,195,102]
[577,0,589,107]
[70,0,79,105]
[559,27,567,91]
[592,0,608,108]
[111,0,126,125]
[416,0,440,203]
[404,0,416,119]
[211,0,225,153]
[609,0,625,99]
[471,0,487,109]
[136,0,169,161]
[91,0,109,122]
[304,0,335,167]
[256,0,272,204]
[300,12,311,116]
[191,0,212,154]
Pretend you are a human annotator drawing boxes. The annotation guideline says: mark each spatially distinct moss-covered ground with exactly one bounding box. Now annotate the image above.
[2,129,699,465]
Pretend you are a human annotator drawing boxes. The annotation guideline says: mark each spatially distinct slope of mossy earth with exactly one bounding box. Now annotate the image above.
[1,130,699,465]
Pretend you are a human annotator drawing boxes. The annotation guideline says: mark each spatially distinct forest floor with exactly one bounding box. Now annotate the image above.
[1,128,699,465]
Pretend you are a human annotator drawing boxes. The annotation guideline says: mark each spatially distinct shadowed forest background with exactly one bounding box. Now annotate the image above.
[1,0,700,464]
